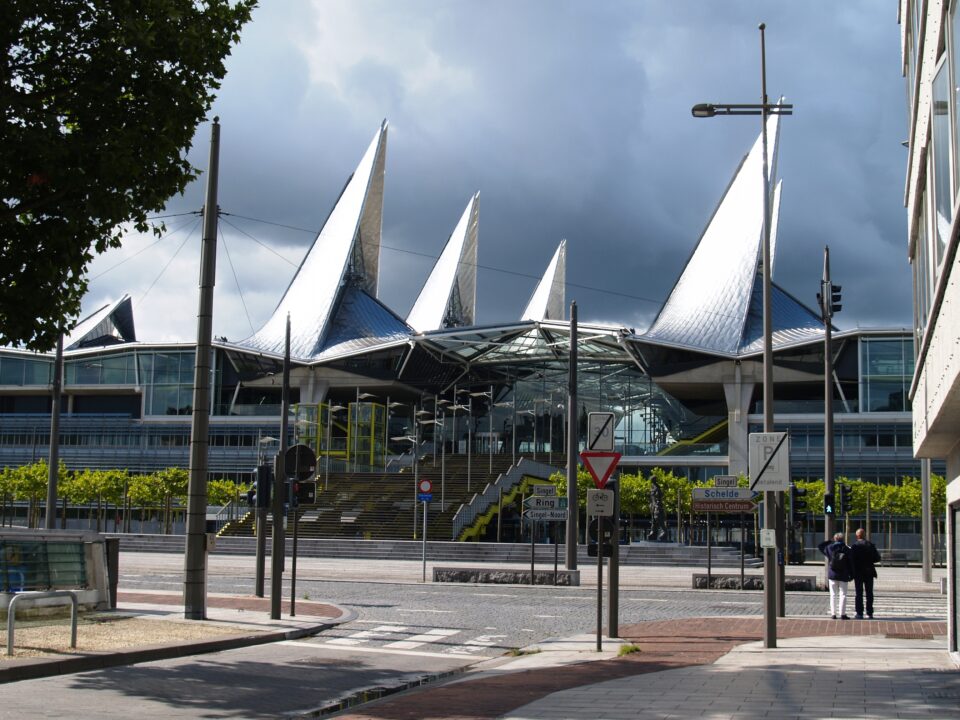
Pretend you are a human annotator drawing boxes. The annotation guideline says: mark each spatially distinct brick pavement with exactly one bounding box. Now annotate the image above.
[333,617,949,720]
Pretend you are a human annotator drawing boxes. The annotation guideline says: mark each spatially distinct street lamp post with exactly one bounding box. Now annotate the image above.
[692,22,792,650]
[494,390,516,467]
[324,405,345,490]
[521,409,537,461]
[471,387,495,474]
[354,390,376,471]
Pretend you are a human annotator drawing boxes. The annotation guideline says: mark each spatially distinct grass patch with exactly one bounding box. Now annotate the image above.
[617,643,642,656]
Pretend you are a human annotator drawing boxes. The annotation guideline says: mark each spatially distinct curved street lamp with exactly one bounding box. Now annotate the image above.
[691,21,792,648]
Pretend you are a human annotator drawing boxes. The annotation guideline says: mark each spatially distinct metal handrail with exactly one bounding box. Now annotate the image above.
[451,458,556,539]
[7,590,78,655]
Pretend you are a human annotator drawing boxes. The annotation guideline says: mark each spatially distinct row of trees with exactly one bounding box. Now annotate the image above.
[0,461,242,532]
[547,468,948,519]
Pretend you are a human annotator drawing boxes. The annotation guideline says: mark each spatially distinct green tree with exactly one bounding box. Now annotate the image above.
[1,0,256,349]
[208,478,238,507]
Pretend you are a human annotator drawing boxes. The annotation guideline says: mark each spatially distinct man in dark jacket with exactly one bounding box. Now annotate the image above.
[849,527,881,619]
[818,532,854,619]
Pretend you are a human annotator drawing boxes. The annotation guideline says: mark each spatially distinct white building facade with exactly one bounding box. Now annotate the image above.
[901,0,960,656]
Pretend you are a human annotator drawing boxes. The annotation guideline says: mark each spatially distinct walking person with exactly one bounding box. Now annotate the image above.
[818,532,854,619]
[849,527,881,619]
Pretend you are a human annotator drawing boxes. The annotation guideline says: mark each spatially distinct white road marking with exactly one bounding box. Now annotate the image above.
[280,640,459,659]
[385,628,461,649]
[534,615,562,618]
[395,608,454,614]
[446,634,508,655]
[325,625,407,645]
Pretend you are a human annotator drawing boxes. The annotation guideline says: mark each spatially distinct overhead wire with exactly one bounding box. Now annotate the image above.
[89,213,202,282]
[222,212,666,308]
[218,222,256,336]
[136,220,200,308]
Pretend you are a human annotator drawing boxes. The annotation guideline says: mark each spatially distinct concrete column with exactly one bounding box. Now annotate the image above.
[723,369,755,478]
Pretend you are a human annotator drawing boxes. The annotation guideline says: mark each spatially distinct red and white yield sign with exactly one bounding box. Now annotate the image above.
[580,451,621,489]
[418,478,433,494]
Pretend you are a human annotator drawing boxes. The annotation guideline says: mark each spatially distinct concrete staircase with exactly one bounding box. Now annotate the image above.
[108,533,761,567]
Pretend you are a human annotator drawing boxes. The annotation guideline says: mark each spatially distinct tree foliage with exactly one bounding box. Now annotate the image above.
[1,0,256,349]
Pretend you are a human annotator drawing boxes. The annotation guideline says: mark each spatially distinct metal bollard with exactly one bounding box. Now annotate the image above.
[7,591,78,656]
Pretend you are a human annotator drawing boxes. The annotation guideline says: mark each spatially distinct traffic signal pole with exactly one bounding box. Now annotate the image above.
[820,247,838,545]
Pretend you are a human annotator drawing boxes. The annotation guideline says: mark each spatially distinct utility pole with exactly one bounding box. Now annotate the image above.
[184,117,220,620]
[44,334,63,529]
[818,246,840,547]
[566,301,579,569]
[270,315,291,620]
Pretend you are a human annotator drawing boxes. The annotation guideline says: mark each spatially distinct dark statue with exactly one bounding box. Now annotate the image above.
[647,479,668,542]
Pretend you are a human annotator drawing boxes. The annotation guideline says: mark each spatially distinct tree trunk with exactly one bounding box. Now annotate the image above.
[61,497,67,529]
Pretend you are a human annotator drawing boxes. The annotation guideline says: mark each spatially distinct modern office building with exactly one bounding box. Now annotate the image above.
[0,118,918,500]
[900,0,960,656]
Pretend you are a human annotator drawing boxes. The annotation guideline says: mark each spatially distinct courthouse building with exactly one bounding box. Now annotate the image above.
[0,115,918,527]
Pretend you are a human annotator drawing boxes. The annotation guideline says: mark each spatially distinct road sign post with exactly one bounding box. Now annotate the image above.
[418,479,432,582]
[587,412,615,451]
[580,452,621,489]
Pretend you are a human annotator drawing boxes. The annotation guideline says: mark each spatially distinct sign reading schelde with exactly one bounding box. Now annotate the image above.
[691,487,756,501]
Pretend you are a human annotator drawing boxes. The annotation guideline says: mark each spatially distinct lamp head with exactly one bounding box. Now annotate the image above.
[691,103,716,118]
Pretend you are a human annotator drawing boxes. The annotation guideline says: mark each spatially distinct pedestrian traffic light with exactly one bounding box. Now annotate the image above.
[790,484,808,522]
[255,464,272,508]
[839,483,853,516]
[823,491,835,516]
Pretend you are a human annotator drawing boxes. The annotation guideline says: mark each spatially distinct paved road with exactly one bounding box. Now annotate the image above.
[0,553,945,719]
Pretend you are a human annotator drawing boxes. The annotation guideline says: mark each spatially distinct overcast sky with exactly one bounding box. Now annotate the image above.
[83,1,909,344]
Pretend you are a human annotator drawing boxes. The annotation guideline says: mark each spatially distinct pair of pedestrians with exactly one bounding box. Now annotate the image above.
[817,528,882,619]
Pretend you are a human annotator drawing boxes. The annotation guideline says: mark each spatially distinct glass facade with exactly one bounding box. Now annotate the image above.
[141,351,196,416]
[860,336,913,412]
[0,355,52,386]
[933,58,953,269]
[65,352,137,385]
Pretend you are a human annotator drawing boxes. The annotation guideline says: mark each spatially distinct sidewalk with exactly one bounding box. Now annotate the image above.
[0,590,352,683]
[0,586,954,718]
[332,617,958,720]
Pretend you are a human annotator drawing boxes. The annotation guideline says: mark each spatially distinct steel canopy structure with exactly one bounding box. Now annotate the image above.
[0,119,919,485]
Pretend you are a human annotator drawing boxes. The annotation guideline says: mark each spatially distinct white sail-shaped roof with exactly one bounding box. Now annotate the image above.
[521,239,566,321]
[643,109,782,355]
[241,122,388,359]
[406,193,479,333]
[65,294,136,349]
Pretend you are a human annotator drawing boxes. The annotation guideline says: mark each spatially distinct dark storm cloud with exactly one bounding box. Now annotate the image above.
[83,1,910,341]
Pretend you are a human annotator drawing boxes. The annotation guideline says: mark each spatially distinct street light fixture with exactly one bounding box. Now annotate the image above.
[691,21,791,649]
[391,431,420,538]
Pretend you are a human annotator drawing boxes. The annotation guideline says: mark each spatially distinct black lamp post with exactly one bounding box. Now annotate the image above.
[691,22,792,650]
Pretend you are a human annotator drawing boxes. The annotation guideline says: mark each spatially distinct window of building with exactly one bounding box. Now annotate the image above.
[913,189,932,343]
[859,337,914,412]
[952,0,960,193]
[932,58,953,271]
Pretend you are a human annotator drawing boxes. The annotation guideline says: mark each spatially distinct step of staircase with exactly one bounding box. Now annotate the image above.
[106,534,763,567]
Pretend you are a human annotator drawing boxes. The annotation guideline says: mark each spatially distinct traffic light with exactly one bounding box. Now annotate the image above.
[839,484,853,516]
[817,281,843,319]
[790,484,808,522]
[255,464,272,508]
[587,518,613,557]
[823,491,835,516]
